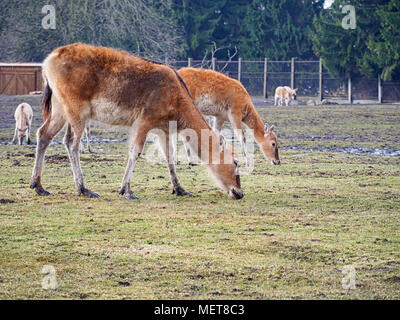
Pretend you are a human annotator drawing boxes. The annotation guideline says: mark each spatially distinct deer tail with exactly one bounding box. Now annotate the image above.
[41,82,52,122]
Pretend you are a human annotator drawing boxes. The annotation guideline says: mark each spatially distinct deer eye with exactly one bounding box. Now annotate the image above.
[272,142,276,147]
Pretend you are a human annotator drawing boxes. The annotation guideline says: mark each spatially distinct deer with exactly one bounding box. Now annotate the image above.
[30,43,243,200]
[177,67,280,167]
[12,103,33,145]
[274,86,298,107]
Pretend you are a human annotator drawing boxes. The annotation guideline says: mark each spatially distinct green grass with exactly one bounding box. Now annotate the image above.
[0,103,399,299]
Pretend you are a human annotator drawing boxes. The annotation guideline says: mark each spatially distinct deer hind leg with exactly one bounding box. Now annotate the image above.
[31,111,66,196]
[160,133,192,196]
[12,126,17,144]
[118,120,151,200]
[27,122,31,145]
[64,121,98,198]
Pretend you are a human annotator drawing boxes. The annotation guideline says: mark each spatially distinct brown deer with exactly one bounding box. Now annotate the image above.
[12,103,33,145]
[30,43,243,200]
[178,67,280,166]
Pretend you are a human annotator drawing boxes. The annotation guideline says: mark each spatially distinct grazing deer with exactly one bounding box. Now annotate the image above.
[12,103,33,145]
[31,43,243,200]
[178,68,280,166]
[274,86,297,107]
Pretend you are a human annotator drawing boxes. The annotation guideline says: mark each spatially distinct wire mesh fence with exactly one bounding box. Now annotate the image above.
[169,58,400,103]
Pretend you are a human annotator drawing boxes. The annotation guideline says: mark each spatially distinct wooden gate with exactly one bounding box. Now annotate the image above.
[0,63,42,95]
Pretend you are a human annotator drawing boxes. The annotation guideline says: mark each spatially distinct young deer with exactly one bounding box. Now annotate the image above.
[274,86,297,107]
[178,68,280,166]
[12,103,33,145]
[31,43,243,200]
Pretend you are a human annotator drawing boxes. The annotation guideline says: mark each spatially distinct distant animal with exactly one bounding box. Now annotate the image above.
[178,67,280,166]
[31,43,243,200]
[274,86,298,106]
[12,103,33,145]
[80,122,91,153]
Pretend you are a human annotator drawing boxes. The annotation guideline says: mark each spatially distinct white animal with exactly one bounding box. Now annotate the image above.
[274,86,298,106]
[12,103,33,145]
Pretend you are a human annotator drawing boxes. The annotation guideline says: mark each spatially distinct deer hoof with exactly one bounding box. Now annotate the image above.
[35,187,51,196]
[79,188,100,198]
[173,186,193,196]
[124,193,139,200]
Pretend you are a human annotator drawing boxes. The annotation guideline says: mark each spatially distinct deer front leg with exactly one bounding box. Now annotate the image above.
[118,121,149,200]
[183,136,198,166]
[159,133,192,196]
[229,113,249,166]
[85,123,91,153]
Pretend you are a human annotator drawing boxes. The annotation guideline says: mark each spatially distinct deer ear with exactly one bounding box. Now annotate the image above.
[269,125,275,132]
[264,123,270,133]
[294,88,298,93]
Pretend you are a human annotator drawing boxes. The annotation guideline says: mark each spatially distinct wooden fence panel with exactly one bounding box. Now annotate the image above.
[0,64,43,95]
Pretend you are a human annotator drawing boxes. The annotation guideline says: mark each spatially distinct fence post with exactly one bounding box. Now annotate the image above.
[378,75,382,103]
[291,57,295,88]
[319,58,323,103]
[238,57,242,82]
[211,58,216,71]
[348,76,352,104]
[263,58,268,99]
[188,58,192,67]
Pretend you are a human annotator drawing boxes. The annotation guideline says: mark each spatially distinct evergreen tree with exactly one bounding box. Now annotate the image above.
[363,0,400,80]
[240,0,323,60]
[212,0,248,58]
[312,0,390,78]
[172,0,226,59]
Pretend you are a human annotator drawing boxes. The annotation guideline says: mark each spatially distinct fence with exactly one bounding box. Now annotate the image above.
[1,59,400,102]
[0,63,42,95]
[169,58,400,103]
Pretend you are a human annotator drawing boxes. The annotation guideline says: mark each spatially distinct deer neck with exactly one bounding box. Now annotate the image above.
[242,103,265,143]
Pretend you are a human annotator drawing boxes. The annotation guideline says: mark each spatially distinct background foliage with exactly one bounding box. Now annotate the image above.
[0,0,399,80]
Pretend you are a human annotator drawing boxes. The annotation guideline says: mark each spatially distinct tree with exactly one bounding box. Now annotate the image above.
[0,0,184,62]
[171,0,226,59]
[312,0,391,78]
[240,0,323,60]
[363,0,400,80]
[212,0,248,58]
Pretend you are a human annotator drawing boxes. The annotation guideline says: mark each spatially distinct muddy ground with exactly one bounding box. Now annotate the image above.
[1,94,399,159]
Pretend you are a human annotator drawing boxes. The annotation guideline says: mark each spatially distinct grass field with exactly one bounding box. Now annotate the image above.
[0,97,399,299]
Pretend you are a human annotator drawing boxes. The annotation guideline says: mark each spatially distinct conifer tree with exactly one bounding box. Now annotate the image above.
[240,0,322,60]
